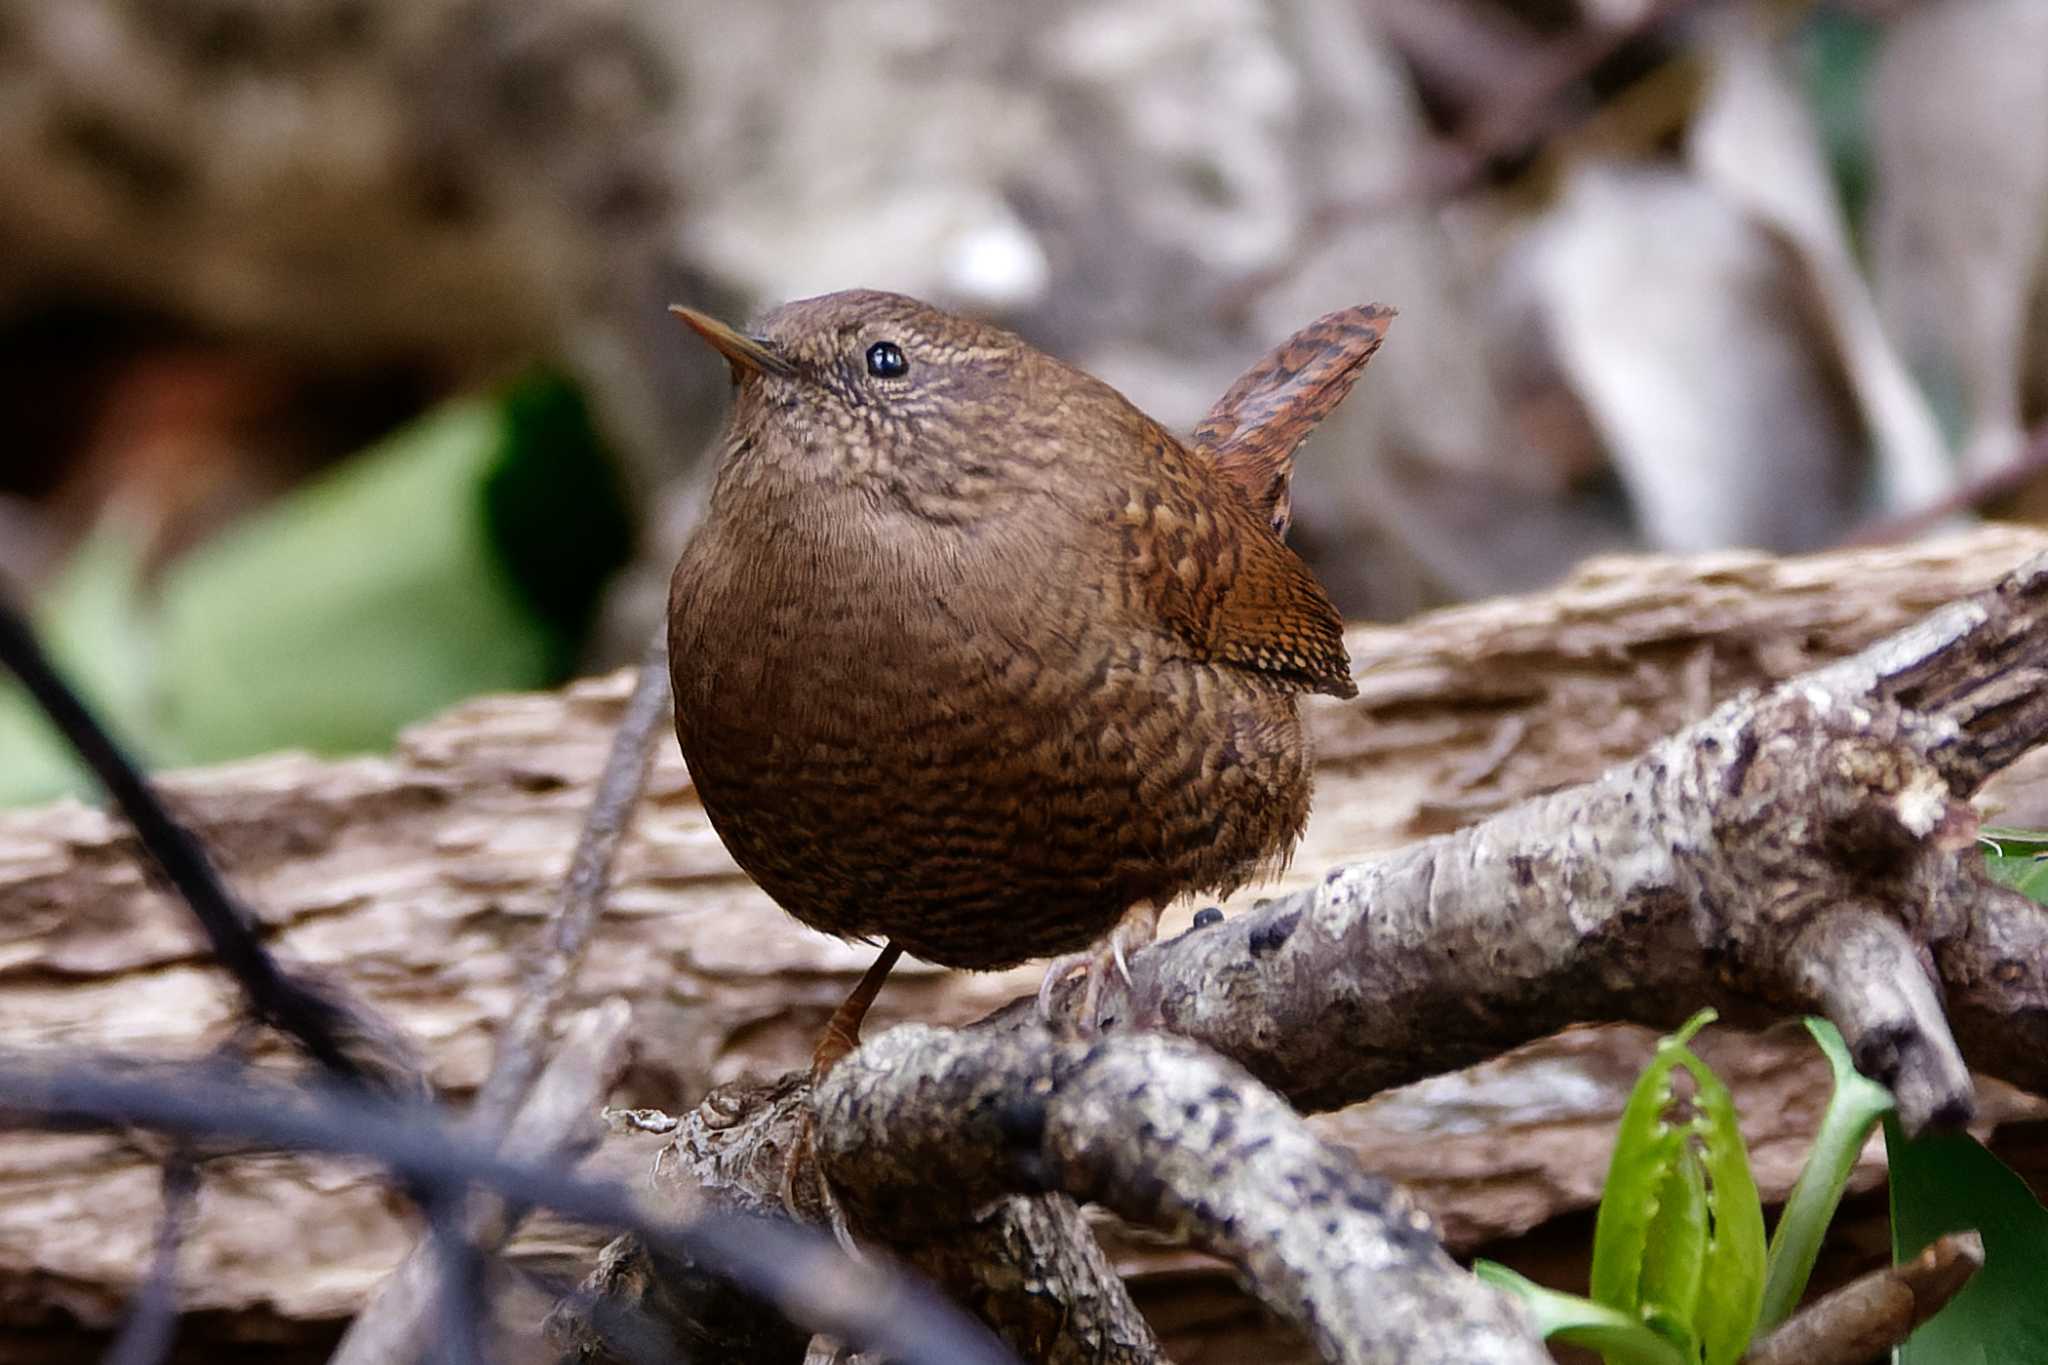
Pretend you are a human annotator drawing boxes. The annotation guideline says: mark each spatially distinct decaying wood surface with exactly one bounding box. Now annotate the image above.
[3,525,2046,1353]
[622,524,2048,1362]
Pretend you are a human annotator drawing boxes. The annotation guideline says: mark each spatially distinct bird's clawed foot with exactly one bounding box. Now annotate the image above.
[1035,900,1161,1033]
[778,1107,860,1255]
[780,942,903,1251]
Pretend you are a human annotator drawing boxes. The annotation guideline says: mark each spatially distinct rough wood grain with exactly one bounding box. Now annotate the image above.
[2,526,2044,1348]
[588,529,2048,1359]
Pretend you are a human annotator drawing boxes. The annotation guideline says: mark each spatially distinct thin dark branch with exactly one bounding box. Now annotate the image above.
[425,1194,490,1365]
[0,1054,1020,1365]
[329,1002,634,1365]
[334,632,665,1365]
[1842,420,2048,547]
[0,589,402,1088]
[102,1151,199,1365]
[470,628,668,1129]
[1,583,435,1363]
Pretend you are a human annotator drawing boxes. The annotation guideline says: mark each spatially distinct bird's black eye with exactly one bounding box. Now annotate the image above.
[865,341,908,379]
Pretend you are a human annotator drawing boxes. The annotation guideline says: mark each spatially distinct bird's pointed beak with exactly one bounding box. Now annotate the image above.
[669,305,796,379]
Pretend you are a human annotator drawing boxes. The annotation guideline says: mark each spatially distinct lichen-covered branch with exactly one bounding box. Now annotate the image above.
[1022,549,2048,1134]
[4,530,2048,1351]
[589,1076,1166,1365]
[815,1027,1543,1365]
[623,1028,1544,1364]
[579,1028,1557,1363]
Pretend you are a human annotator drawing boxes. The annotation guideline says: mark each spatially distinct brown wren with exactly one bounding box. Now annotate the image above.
[667,290,1391,1075]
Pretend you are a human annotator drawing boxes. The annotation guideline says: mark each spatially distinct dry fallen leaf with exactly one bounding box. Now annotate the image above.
[1688,7,1954,510]
[1521,161,1862,555]
[1869,0,2048,477]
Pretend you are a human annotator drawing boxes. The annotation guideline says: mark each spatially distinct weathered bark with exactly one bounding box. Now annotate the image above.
[812,1027,1542,1365]
[585,1077,1165,1365]
[1014,550,2048,1127]
[566,534,2048,1360]
[2,527,2046,1352]
[329,632,668,1365]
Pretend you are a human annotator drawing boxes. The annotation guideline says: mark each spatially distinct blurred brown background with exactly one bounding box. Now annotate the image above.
[2,0,2045,804]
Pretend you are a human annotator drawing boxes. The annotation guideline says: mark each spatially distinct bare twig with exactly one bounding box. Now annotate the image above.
[1743,1229,1983,1365]
[1843,420,2048,547]
[332,629,666,1365]
[426,1193,489,1365]
[469,629,669,1130]
[329,1001,635,1365]
[0,1053,1021,1365]
[102,1152,198,1365]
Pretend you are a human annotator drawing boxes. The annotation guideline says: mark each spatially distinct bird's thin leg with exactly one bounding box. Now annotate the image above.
[782,942,905,1227]
[812,941,904,1079]
[1036,900,1161,1032]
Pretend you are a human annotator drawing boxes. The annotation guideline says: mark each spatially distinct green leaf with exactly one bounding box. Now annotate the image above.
[1672,1042,1765,1365]
[1590,1009,1717,1317]
[0,525,159,804]
[1587,1009,1765,1364]
[1475,1262,1689,1365]
[155,392,555,761]
[481,373,634,656]
[1793,8,1882,241]
[1,374,630,804]
[1979,827,2048,904]
[1889,1116,2048,1363]
[177,374,629,763]
[1758,1017,1894,1330]
[1636,1146,1707,1358]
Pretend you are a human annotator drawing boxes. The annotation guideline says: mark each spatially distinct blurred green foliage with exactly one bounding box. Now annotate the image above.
[1888,1117,2048,1364]
[0,373,630,805]
[1794,7,1882,250]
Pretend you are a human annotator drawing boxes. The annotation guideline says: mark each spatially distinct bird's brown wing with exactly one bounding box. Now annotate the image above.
[1192,304,1394,537]
[1128,430,1356,699]
[1203,519,1356,697]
